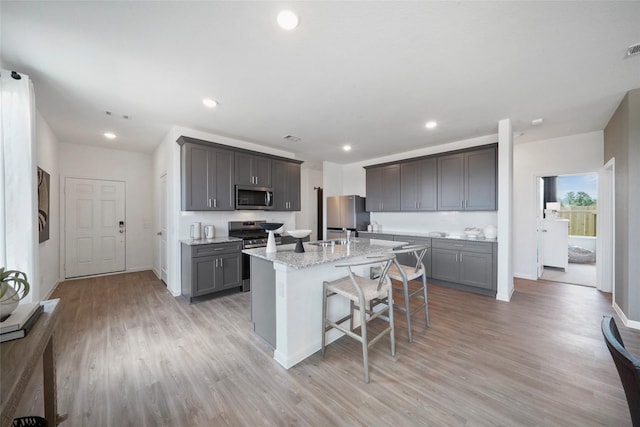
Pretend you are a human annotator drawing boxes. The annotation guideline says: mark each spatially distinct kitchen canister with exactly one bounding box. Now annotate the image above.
[190,222,202,239]
[205,225,215,239]
[483,225,497,239]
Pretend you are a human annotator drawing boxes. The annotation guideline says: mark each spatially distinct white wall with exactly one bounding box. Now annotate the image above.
[512,131,603,280]
[36,111,60,299]
[152,126,299,296]
[58,143,154,276]
[297,162,323,241]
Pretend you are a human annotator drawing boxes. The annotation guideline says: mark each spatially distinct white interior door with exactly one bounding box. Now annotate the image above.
[160,174,168,283]
[65,178,125,278]
[596,159,614,293]
[536,177,545,278]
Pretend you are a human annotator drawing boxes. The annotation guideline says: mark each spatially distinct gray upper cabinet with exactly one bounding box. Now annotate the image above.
[181,143,234,211]
[272,160,301,211]
[365,164,401,212]
[400,158,437,211]
[437,146,496,211]
[236,153,271,187]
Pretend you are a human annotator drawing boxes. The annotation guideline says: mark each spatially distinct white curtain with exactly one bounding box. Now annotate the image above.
[0,69,38,302]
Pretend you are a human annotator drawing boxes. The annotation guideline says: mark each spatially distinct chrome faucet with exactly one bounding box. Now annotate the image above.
[346,229,352,243]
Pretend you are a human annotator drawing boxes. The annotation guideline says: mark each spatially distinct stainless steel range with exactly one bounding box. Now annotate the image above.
[228,220,282,291]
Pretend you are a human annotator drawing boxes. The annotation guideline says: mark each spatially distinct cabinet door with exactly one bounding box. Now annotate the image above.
[437,153,465,210]
[235,153,255,185]
[417,158,437,211]
[271,160,288,210]
[430,248,459,282]
[400,161,420,211]
[286,162,301,210]
[253,156,272,187]
[217,252,242,289]
[381,164,401,211]
[365,168,382,212]
[459,251,493,289]
[182,144,213,211]
[465,147,496,210]
[193,256,217,296]
[212,148,235,210]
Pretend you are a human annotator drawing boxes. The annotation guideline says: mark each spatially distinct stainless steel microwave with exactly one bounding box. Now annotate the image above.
[235,186,274,210]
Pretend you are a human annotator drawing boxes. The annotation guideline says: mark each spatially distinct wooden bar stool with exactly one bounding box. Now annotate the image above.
[321,253,396,383]
[386,244,430,342]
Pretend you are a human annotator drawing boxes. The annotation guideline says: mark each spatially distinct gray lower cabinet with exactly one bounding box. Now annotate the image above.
[181,241,242,302]
[365,164,401,212]
[272,160,301,211]
[430,239,496,295]
[392,235,432,278]
[181,142,235,211]
[357,232,395,241]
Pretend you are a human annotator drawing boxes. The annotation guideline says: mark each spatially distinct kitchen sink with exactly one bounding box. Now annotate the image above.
[309,239,349,247]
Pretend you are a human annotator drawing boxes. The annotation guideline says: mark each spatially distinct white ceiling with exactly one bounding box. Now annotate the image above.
[2,1,640,164]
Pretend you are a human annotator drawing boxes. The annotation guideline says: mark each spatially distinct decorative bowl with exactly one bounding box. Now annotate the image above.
[286,229,312,239]
[259,223,284,231]
[464,227,482,237]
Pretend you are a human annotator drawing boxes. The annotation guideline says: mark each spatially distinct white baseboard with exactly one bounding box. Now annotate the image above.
[613,302,640,331]
[513,272,538,281]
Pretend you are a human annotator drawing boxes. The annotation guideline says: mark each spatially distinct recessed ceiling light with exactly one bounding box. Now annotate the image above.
[202,98,218,108]
[343,144,352,152]
[104,132,117,140]
[425,121,438,129]
[531,118,543,126]
[277,10,299,30]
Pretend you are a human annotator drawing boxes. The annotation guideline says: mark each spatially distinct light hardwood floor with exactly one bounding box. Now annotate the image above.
[15,271,638,426]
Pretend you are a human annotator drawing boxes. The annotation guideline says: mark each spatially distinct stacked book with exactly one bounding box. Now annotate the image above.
[0,302,44,343]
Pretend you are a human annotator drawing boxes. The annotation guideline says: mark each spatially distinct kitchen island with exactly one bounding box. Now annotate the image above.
[244,238,403,369]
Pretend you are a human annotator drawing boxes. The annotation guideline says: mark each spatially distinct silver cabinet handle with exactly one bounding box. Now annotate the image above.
[208,198,212,208]
[455,253,458,262]
[460,253,463,263]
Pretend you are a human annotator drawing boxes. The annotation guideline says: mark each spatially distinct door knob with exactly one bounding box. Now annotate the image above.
[157,232,162,236]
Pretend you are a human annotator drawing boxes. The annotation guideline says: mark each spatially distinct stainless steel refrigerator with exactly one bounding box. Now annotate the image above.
[326,195,370,239]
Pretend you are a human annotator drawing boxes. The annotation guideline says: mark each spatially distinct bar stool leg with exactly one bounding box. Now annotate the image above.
[422,274,430,327]
[321,281,328,356]
[401,272,413,343]
[359,296,370,383]
[388,284,396,356]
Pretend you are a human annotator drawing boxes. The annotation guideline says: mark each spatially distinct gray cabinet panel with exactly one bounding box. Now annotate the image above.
[401,158,437,211]
[431,238,495,293]
[251,257,277,348]
[431,248,459,283]
[465,148,497,210]
[459,251,493,289]
[365,164,401,211]
[437,153,465,210]
[181,143,234,211]
[236,153,272,187]
[437,147,496,211]
[181,242,242,302]
[272,160,300,211]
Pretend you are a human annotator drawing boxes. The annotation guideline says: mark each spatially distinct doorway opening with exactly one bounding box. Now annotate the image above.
[537,173,597,287]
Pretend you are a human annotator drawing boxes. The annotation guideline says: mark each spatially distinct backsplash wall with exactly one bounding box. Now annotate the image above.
[369,211,498,236]
[179,210,296,240]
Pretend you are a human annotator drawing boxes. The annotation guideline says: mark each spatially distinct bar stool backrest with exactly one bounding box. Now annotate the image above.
[336,253,396,292]
[392,244,429,273]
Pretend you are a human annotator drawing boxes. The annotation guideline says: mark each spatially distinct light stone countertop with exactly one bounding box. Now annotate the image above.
[180,236,243,245]
[243,238,404,269]
[359,230,498,243]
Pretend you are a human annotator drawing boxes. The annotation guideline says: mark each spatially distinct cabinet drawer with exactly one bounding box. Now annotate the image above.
[431,239,493,254]
[191,242,242,257]
[359,232,394,241]
[392,235,431,246]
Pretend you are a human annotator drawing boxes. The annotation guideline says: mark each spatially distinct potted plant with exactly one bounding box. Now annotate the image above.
[0,268,30,321]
